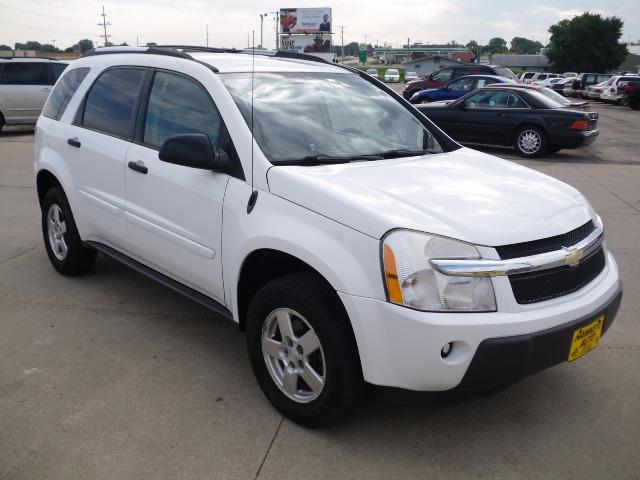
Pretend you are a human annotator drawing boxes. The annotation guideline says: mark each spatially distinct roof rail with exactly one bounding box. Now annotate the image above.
[0,56,62,61]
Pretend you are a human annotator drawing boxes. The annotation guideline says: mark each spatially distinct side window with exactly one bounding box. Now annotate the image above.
[0,62,49,85]
[464,89,509,108]
[143,71,221,149]
[432,68,453,82]
[42,67,90,121]
[81,68,146,139]
[51,63,68,84]
[448,77,475,91]
[507,93,528,109]
[452,67,470,79]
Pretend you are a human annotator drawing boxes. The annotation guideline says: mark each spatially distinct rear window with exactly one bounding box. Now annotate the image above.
[494,67,517,80]
[42,67,90,121]
[81,67,146,139]
[51,63,67,83]
[0,62,49,85]
[522,72,535,79]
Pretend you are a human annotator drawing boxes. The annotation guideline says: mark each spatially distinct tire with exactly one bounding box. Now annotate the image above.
[246,273,366,427]
[419,98,432,104]
[514,125,547,158]
[548,147,562,154]
[41,187,97,276]
[0,113,4,132]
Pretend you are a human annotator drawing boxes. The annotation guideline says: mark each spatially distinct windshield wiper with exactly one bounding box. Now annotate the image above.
[277,154,384,166]
[376,149,434,159]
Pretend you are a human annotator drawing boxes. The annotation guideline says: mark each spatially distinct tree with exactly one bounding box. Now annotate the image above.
[78,39,94,53]
[546,13,628,72]
[510,37,544,54]
[41,44,60,53]
[466,40,478,49]
[15,41,42,51]
[0,45,12,51]
[64,47,74,53]
[145,42,158,46]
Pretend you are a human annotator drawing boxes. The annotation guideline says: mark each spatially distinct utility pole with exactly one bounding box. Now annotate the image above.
[206,24,209,47]
[338,25,345,63]
[406,37,410,70]
[98,6,111,47]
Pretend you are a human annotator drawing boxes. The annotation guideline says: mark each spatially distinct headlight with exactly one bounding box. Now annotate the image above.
[382,230,496,312]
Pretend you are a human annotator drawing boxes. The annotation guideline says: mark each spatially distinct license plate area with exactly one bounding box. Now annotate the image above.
[568,315,604,361]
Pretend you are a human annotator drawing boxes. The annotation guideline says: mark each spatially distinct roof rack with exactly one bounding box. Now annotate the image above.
[82,45,335,68]
[0,56,61,61]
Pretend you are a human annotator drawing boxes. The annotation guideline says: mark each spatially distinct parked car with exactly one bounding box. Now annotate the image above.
[563,72,578,78]
[531,73,564,85]
[0,57,68,130]
[365,68,378,78]
[35,46,621,427]
[553,77,576,96]
[417,84,599,157]
[585,81,608,101]
[600,74,640,104]
[535,77,565,88]
[570,73,613,98]
[409,75,514,104]
[405,71,418,82]
[625,80,640,109]
[519,72,536,84]
[403,64,517,99]
[384,68,400,82]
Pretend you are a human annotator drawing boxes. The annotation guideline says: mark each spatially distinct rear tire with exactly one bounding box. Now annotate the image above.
[41,187,97,276]
[419,98,432,104]
[246,273,366,427]
[514,125,547,158]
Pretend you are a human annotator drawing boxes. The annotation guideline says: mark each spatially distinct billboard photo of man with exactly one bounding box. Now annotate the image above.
[280,9,297,33]
[319,13,331,32]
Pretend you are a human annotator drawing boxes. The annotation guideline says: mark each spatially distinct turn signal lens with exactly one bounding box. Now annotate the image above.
[570,120,588,130]
[383,244,404,304]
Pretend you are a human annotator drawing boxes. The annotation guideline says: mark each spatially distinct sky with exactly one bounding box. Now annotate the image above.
[1,0,638,51]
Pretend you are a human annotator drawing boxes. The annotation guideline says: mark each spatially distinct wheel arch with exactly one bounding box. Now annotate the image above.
[36,169,63,207]
[236,248,346,333]
[511,120,548,144]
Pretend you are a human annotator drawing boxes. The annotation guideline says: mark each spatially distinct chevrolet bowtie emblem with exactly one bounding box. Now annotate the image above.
[564,247,584,267]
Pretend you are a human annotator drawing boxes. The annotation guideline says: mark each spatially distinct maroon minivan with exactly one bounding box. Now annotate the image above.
[402,64,517,99]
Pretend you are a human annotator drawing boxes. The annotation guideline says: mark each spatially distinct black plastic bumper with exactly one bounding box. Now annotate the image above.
[454,285,623,392]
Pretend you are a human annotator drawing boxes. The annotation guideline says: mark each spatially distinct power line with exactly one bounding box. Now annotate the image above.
[0,2,94,23]
[1,20,95,37]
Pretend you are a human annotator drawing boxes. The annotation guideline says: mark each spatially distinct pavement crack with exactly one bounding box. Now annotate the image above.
[0,246,38,265]
[254,416,285,479]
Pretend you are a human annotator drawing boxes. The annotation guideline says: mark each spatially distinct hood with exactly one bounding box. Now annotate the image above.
[267,148,592,246]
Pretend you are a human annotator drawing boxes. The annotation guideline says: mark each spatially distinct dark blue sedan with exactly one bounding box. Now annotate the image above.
[409,75,515,104]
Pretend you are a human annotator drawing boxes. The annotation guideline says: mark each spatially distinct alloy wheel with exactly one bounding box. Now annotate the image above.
[518,129,542,155]
[47,204,68,261]
[261,308,326,403]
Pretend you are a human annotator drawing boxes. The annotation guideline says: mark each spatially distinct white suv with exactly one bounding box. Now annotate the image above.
[35,46,622,426]
[0,57,68,129]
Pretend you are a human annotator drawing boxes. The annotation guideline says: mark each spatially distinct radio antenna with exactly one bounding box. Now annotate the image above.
[247,30,258,213]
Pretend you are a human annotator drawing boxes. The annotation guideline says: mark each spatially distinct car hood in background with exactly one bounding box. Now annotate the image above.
[267,148,592,246]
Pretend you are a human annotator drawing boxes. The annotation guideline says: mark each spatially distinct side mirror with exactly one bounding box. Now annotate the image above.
[159,133,232,173]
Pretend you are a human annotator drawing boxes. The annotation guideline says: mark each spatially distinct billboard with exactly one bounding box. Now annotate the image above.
[280,34,332,54]
[279,8,332,34]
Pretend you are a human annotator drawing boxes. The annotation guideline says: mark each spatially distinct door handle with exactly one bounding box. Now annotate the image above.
[41,87,51,92]
[67,137,81,148]
[128,161,148,174]
[496,112,505,118]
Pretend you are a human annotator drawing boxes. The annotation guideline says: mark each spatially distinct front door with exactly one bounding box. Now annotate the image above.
[455,89,510,145]
[124,70,230,301]
[0,62,51,123]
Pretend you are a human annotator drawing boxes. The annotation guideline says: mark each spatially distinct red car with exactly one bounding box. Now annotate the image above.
[402,64,517,99]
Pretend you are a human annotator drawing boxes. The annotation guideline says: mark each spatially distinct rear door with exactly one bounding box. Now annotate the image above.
[65,67,147,248]
[124,69,233,300]
[0,62,51,123]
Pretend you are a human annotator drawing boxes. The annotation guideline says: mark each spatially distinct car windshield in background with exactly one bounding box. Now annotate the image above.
[220,72,443,163]
[494,67,517,80]
[526,89,567,108]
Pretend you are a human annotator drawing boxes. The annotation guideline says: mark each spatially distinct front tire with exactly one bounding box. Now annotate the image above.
[514,125,547,158]
[246,273,366,427]
[41,187,97,275]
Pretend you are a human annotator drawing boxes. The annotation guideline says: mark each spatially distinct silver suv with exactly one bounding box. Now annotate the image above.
[0,57,68,129]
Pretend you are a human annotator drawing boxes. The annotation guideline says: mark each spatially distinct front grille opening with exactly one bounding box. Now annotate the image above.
[509,247,606,304]
[496,220,595,260]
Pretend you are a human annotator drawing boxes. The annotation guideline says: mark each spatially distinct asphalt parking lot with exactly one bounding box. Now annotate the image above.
[1,103,639,479]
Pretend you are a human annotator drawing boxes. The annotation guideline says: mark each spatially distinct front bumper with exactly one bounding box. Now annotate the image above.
[338,250,621,391]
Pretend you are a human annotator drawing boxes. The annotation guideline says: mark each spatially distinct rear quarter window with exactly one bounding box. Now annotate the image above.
[42,67,90,121]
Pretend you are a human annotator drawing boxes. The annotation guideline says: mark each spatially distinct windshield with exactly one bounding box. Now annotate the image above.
[220,72,444,163]
[527,88,568,108]
[539,87,571,105]
[494,67,517,79]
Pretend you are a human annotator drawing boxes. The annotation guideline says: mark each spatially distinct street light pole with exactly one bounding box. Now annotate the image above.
[259,13,267,48]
